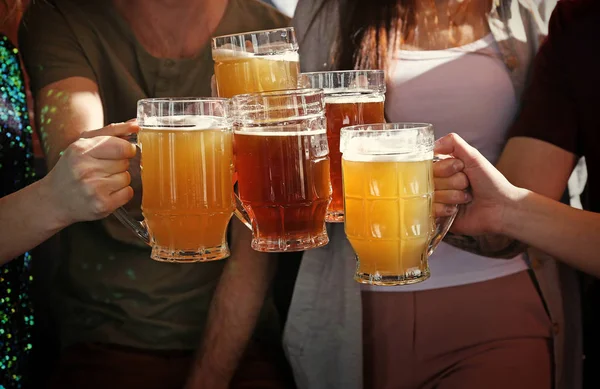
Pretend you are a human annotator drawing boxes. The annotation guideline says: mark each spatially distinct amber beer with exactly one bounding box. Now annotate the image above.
[114,98,235,262]
[325,95,385,221]
[212,28,300,98]
[140,123,234,260]
[340,123,456,285]
[232,89,332,252]
[299,70,386,222]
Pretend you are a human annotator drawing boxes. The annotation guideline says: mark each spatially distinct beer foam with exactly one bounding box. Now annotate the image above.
[212,48,299,63]
[141,115,230,130]
[324,92,385,104]
[234,128,326,137]
[342,152,432,163]
[341,137,432,162]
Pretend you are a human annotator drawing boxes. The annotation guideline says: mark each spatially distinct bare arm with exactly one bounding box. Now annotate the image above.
[442,136,577,257]
[501,188,600,277]
[0,134,136,264]
[36,77,145,245]
[185,218,277,389]
[435,133,600,277]
[0,178,67,264]
[36,77,104,168]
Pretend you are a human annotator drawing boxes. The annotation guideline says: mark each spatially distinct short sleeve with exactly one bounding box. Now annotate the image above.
[18,0,97,93]
[508,1,580,156]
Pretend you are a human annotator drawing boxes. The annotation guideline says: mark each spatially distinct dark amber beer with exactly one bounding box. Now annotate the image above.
[299,71,386,222]
[232,89,332,252]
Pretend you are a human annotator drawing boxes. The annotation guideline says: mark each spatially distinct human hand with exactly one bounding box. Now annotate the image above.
[433,133,522,236]
[44,122,138,226]
[79,119,138,139]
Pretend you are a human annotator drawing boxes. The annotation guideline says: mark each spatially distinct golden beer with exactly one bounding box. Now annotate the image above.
[212,28,299,98]
[114,98,235,262]
[213,50,299,98]
[139,122,234,261]
[340,123,454,286]
[343,156,434,283]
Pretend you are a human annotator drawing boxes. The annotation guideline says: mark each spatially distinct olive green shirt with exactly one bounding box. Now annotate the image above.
[19,0,289,350]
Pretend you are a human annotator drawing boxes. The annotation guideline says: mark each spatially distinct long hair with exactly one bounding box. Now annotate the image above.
[333,0,417,71]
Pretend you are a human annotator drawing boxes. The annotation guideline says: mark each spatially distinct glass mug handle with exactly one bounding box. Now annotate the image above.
[112,133,151,245]
[428,155,459,255]
[232,181,253,230]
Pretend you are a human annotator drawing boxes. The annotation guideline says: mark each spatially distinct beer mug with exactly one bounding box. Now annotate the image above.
[211,27,299,98]
[114,98,235,263]
[232,88,332,252]
[340,123,456,285]
[299,70,386,222]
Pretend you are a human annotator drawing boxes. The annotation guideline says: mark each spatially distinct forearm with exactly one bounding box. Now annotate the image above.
[443,231,527,259]
[502,188,600,276]
[188,218,276,388]
[0,177,66,264]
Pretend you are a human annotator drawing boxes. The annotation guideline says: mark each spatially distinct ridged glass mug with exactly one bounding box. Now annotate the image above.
[340,123,457,285]
[114,98,235,263]
[231,88,332,252]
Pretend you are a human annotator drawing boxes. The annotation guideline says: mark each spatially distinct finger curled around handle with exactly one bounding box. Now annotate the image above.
[434,189,472,205]
[433,157,465,178]
[433,202,459,218]
[434,172,469,191]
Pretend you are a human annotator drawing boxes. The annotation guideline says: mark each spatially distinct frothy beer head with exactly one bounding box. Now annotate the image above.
[234,128,326,137]
[340,123,434,162]
[212,48,299,63]
[212,27,298,59]
[299,70,386,94]
[140,115,231,131]
[324,92,385,105]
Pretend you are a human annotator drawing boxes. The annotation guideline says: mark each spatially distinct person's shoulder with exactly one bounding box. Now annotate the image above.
[541,0,600,55]
[548,0,600,33]
[231,0,291,29]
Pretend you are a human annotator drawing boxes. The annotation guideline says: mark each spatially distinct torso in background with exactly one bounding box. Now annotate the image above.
[370,33,527,292]
[19,0,289,351]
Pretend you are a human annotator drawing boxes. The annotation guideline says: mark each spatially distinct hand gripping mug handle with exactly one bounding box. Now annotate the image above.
[112,133,151,245]
[428,156,459,255]
[232,180,253,230]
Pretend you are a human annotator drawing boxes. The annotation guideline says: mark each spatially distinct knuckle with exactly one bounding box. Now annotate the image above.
[69,139,90,156]
[72,163,93,181]
[91,197,110,216]
[447,133,459,142]
[82,180,99,198]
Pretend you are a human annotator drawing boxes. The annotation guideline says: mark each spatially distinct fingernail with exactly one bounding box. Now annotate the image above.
[446,205,457,215]
[464,192,472,202]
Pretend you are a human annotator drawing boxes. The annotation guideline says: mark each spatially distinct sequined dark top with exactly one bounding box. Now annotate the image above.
[0,34,35,389]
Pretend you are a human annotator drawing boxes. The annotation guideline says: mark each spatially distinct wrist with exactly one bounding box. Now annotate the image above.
[38,173,73,230]
[498,186,530,237]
